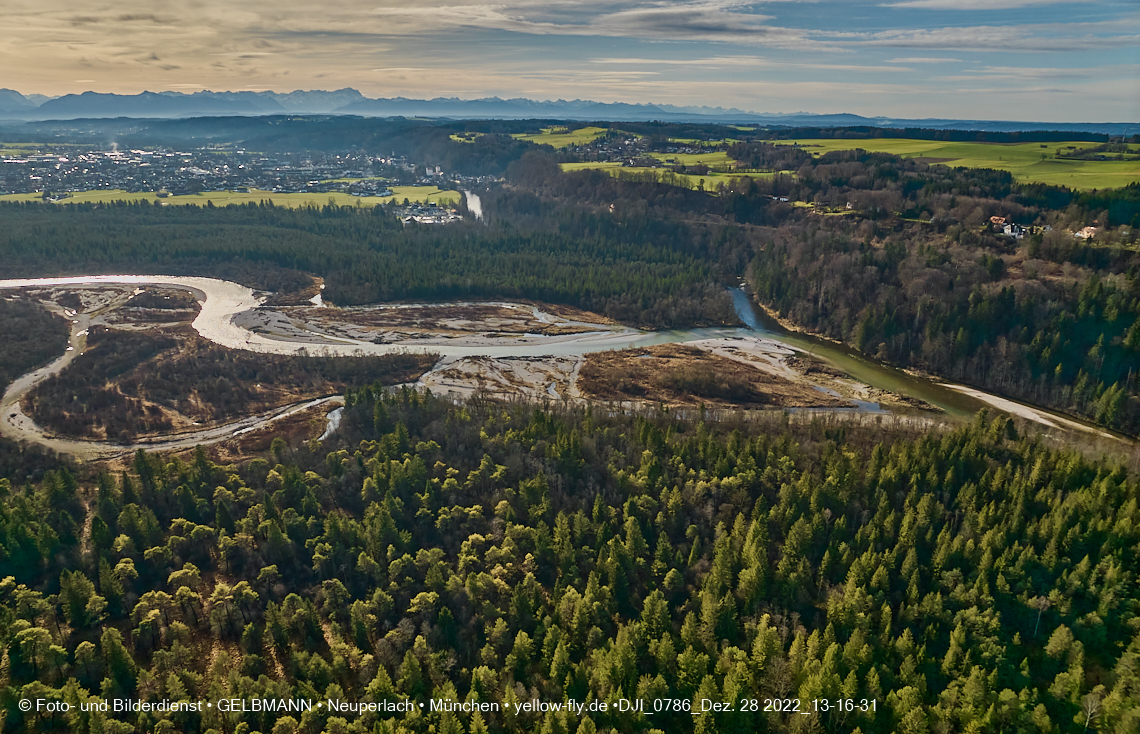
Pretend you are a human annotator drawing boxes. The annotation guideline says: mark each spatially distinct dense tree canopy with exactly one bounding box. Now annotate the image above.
[0,390,1136,733]
[0,200,735,328]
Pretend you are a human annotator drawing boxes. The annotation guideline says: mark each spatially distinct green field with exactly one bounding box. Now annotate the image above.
[0,186,460,208]
[514,126,647,148]
[650,150,735,167]
[772,139,1140,189]
[560,161,626,171]
[320,176,390,184]
[570,139,1140,191]
[0,142,78,157]
[449,132,485,144]
[513,126,610,148]
[560,162,774,189]
[665,138,741,147]
[381,186,460,205]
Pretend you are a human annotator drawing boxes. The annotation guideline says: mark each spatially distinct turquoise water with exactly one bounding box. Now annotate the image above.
[727,288,984,417]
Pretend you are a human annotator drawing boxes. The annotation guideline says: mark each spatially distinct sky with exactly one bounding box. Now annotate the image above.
[3,0,1138,122]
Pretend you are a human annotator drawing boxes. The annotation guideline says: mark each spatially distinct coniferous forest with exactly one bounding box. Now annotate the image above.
[0,391,1136,733]
[0,199,734,329]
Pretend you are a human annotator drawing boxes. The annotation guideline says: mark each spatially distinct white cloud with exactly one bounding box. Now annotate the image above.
[828,24,1140,52]
[589,56,768,65]
[882,0,1072,8]
[590,56,913,72]
[0,0,1135,122]
[327,0,838,48]
[936,62,1140,82]
[885,56,963,63]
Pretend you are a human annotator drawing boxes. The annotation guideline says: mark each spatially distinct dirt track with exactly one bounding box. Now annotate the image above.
[0,284,347,460]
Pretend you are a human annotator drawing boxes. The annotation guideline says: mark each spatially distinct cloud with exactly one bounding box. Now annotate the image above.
[828,24,1140,52]
[591,56,912,72]
[0,0,1135,122]
[583,2,783,42]
[250,1,834,48]
[885,57,963,63]
[882,0,1071,8]
[936,63,1140,82]
[590,56,769,66]
[115,14,177,24]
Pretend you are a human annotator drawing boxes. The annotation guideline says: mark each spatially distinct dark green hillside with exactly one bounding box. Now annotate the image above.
[0,392,1136,733]
[0,200,736,328]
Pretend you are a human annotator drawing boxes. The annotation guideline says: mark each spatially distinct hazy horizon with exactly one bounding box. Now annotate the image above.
[4,0,1139,123]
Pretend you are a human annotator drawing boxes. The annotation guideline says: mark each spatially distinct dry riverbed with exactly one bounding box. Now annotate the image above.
[235,301,621,347]
[0,275,972,460]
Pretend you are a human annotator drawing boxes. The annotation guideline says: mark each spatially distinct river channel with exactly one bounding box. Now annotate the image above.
[0,274,1123,454]
[462,190,483,220]
[727,290,983,417]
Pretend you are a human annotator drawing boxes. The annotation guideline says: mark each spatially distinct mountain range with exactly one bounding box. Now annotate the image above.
[0,88,1135,135]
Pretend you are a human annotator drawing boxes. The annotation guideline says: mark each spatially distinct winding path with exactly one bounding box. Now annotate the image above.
[0,276,350,459]
[0,307,344,460]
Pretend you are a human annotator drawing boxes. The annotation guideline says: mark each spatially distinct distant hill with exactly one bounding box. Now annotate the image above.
[34,91,287,118]
[0,89,40,115]
[334,96,759,121]
[272,88,367,112]
[0,88,365,120]
[0,87,1134,135]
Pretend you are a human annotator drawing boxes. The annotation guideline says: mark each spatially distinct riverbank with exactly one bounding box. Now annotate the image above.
[0,274,1129,459]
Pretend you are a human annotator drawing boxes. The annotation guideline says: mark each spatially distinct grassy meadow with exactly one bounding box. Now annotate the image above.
[0,186,460,208]
[560,162,775,189]
[513,126,613,148]
[319,176,391,184]
[649,150,735,167]
[0,142,80,157]
[566,139,1138,191]
[560,161,626,172]
[665,138,742,147]
[772,139,1140,189]
[0,144,40,157]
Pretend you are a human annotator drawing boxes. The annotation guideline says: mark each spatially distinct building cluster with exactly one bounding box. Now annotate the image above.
[988,215,1052,240]
[394,201,463,225]
[0,148,397,197]
[572,135,653,167]
[0,147,493,200]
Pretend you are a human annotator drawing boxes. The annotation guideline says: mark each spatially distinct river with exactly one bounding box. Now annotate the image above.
[0,274,1123,449]
[727,289,981,417]
[0,283,346,459]
[463,190,483,220]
